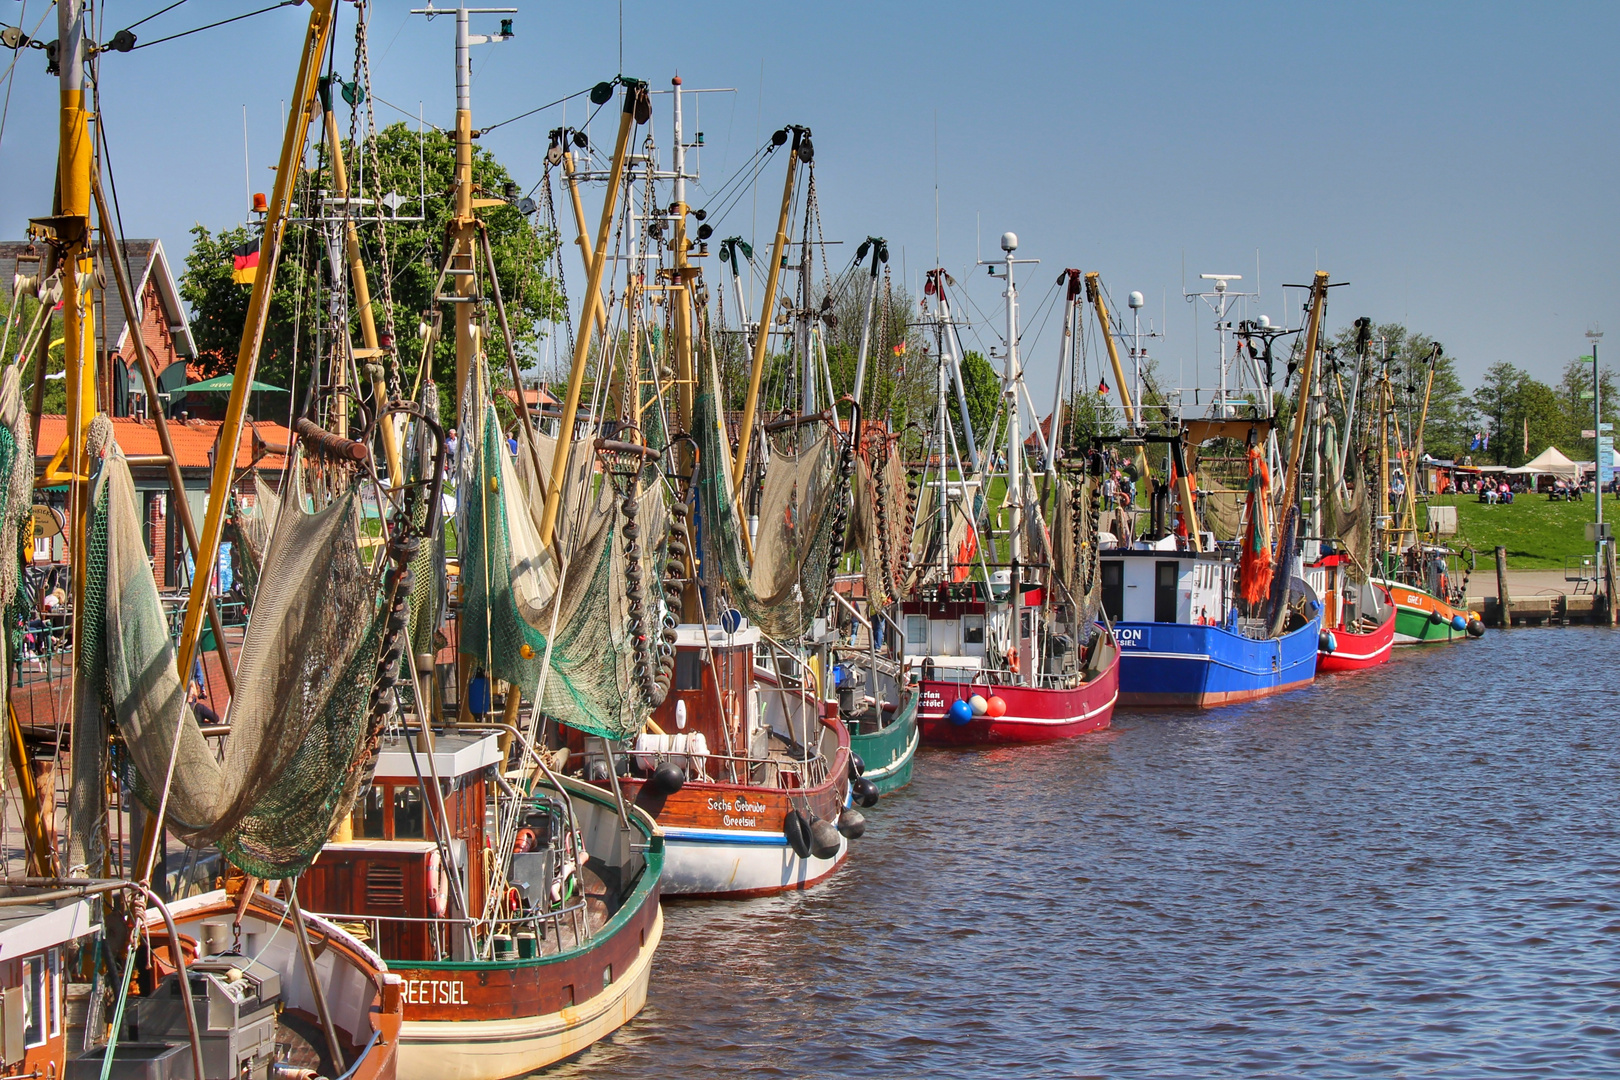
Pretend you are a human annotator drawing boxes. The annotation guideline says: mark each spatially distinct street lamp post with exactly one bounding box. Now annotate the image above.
[1588,327,1606,603]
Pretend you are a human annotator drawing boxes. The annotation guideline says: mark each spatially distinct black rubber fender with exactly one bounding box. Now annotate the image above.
[783,809,812,859]
[651,762,685,796]
[836,808,867,840]
[809,818,843,859]
[852,776,880,808]
[848,752,866,780]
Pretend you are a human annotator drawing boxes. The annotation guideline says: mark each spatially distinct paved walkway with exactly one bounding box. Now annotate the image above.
[1467,568,1601,602]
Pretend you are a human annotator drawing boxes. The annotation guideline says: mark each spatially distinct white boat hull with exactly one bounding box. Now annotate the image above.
[658,826,848,898]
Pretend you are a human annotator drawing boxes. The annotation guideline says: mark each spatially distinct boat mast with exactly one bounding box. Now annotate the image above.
[732,127,806,496]
[851,238,885,407]
[930,273,981,474]
[990,233,1033,686]
[538,81,644,547]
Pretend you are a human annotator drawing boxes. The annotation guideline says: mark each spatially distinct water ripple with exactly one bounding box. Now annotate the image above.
[538,628,1620,1079]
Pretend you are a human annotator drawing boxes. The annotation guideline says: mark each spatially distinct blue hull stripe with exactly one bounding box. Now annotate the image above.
[660,826,788,847]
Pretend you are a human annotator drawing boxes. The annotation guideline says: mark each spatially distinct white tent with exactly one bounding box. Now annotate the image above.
[1507,446,1579,480]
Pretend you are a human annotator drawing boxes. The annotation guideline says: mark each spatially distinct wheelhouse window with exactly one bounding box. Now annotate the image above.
[23,955,45,1048]
[393,787,425,839]
[905,615,928,648]
[962,614,985,644]
[675,650,702,690]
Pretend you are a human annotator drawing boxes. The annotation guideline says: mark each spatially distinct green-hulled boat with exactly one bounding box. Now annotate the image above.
[848,687,919,795]
[1377,578,1483,644]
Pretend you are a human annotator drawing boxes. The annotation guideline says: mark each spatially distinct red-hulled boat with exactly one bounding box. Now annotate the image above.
[1307,549,1396,673]
[916,638,1119,744]
[904,586,1121,745]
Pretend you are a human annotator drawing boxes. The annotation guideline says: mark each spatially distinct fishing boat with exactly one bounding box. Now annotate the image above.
[909,237,1120,744]
[1306,547,1396,671]
[1108,273,1339,706]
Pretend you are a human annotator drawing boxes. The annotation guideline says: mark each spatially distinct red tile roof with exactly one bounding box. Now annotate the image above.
[33,415,292,471]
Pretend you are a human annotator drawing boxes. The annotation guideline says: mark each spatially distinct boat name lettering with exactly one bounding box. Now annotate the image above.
[1115,628,1144,645]
[403,979,468,1006]
[707,796,767,816]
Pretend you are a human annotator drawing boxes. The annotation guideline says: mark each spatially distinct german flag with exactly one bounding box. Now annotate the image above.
[231,240,260,285]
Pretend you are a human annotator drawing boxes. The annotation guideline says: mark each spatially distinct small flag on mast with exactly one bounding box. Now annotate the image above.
[232,241,260,285]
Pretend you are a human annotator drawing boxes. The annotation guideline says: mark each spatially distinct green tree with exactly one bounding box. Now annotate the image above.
[957,350,1002,462]
[1557,358,1618,455]
[180,122,562,411]
[1472,361,1524,464]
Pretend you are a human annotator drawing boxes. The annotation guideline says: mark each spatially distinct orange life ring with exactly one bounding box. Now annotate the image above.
[1006,648,1020,674]
[427,849,449,918]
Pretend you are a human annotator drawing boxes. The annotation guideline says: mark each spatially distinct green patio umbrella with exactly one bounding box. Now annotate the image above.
[175,374,287,394]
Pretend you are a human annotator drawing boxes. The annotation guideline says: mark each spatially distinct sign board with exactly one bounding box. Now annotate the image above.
[29,505,61,538]
[1601,437,1615,486]
[1586,522,1612,542]
[1426,504,1458,537]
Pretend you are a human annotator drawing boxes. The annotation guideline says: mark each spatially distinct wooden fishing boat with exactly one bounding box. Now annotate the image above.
[570,625,855,899]
[301,732,663,1080]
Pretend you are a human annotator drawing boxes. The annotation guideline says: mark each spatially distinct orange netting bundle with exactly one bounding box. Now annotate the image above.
[1238,445,1274,607]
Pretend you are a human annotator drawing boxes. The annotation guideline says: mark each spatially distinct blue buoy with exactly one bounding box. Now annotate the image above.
[1319,630,1338,654]
[949,699,974,725]
[1451,614,1467,631]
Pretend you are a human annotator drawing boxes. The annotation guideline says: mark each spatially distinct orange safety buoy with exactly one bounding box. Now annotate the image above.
[1006,648,1020,674]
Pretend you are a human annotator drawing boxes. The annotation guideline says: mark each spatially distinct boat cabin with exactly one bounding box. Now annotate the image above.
[644,623,760,764]
[300,732,499,961]
[1099,550,1234,626]
[0,898,97,1078]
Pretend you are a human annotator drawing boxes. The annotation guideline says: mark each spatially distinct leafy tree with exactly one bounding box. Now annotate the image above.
[180,122,562,413]
[957,350,1002,463]
[1472,361,1524,464]
[1557,358,1618,455]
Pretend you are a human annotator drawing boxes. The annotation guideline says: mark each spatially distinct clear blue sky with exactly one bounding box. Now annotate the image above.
[2,1,1616,398]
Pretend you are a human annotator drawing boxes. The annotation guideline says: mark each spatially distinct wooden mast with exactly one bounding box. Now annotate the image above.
[536,81,645,549]
[731,128,804,498]
[174,0,338,684]
[1278,271,1329,530]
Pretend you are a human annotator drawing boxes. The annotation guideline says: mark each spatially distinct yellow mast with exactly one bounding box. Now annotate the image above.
[1279,271,1329,521]
[731,127,804,497]
[559,149,609,342]
[536,82,645,548]
[175,0,337,685]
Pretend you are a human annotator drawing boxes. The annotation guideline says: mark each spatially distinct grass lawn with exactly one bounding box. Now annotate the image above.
[1427,493,1619,570]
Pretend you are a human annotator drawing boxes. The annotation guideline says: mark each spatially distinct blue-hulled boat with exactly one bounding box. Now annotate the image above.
[1102,547,1321,706]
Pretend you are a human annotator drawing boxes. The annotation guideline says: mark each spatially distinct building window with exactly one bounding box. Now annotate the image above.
[962,615,985,644]
[905,615,927,647]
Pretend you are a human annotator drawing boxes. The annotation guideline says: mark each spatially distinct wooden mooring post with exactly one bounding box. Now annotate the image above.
[1604,540,1620,626]
[1494,545,1512,628]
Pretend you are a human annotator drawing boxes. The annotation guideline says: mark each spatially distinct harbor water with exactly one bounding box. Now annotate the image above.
[547,628,1620,1078]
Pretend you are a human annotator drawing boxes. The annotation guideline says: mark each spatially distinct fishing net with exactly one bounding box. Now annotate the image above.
[456,362,666,740]
[693,349,842,639]
[98,433,385,878]
[227,472,281,606]
[405,382,446,660]
[1199,482,1245,542]
[904,470,984,591]
[68,418,115,873]
[1325,454,1371,582]
[0,364,33,793]
[849,437,911,608]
